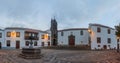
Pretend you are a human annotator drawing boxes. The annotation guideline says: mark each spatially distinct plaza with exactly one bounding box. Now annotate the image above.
[0,49,119,63]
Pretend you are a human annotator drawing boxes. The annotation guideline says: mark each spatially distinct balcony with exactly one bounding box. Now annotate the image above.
[25,36,39,40]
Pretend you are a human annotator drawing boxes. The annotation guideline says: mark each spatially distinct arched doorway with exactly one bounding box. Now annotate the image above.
[68,34,75,46]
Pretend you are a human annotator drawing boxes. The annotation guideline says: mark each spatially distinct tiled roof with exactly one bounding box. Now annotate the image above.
[89,23,115,30]
[5,27,46,33]
[58,28,88,32]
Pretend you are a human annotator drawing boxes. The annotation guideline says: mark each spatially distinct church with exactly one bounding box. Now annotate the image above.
[58,23,117,50]
[0,18,118,50]
[52,19,117,50]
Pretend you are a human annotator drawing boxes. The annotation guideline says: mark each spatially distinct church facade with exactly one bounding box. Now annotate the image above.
[57,23,117,50]
[58,28,90,46]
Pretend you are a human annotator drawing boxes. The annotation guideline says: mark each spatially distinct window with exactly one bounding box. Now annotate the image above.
[98,45,100,47]
[108,38,111,43]
[61,31,64,36]
[41,35,44,39]
[80,30,83,35]
[0,33,2,38]
[108,29,111,34]
[16,32,20,37]
[48,36,50,40]
[34,33,38,37]
[25,33,29,39]
[97,37,101,43]
[34,41,37,46]
[97,27,101,33]
[117,39,119,42]
[25,33,29,37]
[25,41,29,46]
[7,32,11,37]
[7,40,10,47]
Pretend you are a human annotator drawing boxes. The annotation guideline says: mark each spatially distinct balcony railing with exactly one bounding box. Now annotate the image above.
[25,36,39,40]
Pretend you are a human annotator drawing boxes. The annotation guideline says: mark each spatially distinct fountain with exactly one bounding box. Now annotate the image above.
[19,32,41,59]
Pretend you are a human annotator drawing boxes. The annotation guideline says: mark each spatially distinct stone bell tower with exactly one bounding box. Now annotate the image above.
[50,18,58,46]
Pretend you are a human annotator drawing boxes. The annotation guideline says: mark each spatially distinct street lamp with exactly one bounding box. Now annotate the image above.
[117,39,120,52]
[11,31,16,38]
[117,37,120,52]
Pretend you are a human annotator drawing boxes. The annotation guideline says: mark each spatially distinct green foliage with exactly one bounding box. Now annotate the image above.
[115,23,120,37]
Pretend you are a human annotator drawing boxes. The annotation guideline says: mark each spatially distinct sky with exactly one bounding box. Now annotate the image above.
[0,0,120,30]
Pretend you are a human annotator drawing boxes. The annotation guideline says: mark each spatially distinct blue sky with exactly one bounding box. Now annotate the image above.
[0,0,120,30]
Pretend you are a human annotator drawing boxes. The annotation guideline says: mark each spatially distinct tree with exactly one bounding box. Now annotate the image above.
[115,23,120,37]
[115,23,120,52]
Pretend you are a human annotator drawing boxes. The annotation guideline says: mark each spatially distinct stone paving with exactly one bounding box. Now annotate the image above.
[0,49,120,63]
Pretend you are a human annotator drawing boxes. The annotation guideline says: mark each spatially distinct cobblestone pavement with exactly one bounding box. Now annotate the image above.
[0,49,120,63]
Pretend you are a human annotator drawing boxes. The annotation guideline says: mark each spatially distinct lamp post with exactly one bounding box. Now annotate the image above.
[117,37,120,52]
[29,33,34,48]
[117,42,120,52]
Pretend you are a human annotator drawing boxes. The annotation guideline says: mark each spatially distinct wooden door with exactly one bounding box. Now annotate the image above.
[68,35,75,46]
[48,42,50,46]
[42,42,44,46]
[16,41,20,49]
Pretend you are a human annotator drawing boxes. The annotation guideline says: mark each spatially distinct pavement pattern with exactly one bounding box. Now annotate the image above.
[0,49,120,63]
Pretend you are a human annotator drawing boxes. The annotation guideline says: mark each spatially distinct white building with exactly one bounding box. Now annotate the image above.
[0,27,50,49]
[58,28,90,46]
[39,31,51,47]
[0,23,117,50]
[0,29,4,48]
[57,24,117,50]
[89,24,117,50]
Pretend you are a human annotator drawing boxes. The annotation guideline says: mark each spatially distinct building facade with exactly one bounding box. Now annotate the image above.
[0,23,117,50]
[0,27,50,49]
[57,24,117,50]
[89,24,117,50]
[58,28,90,46]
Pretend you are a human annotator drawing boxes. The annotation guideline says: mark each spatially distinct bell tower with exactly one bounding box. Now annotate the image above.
[50,17,58,46]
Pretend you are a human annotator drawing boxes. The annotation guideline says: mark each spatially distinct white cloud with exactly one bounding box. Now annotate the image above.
[0,0,120,30]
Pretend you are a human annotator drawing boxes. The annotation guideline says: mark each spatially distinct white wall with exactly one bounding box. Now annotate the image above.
[4,29,25,49]
[90,26,117,50]
[39,32,51,47]
[58,30,89,45]
[1,29,51,49]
